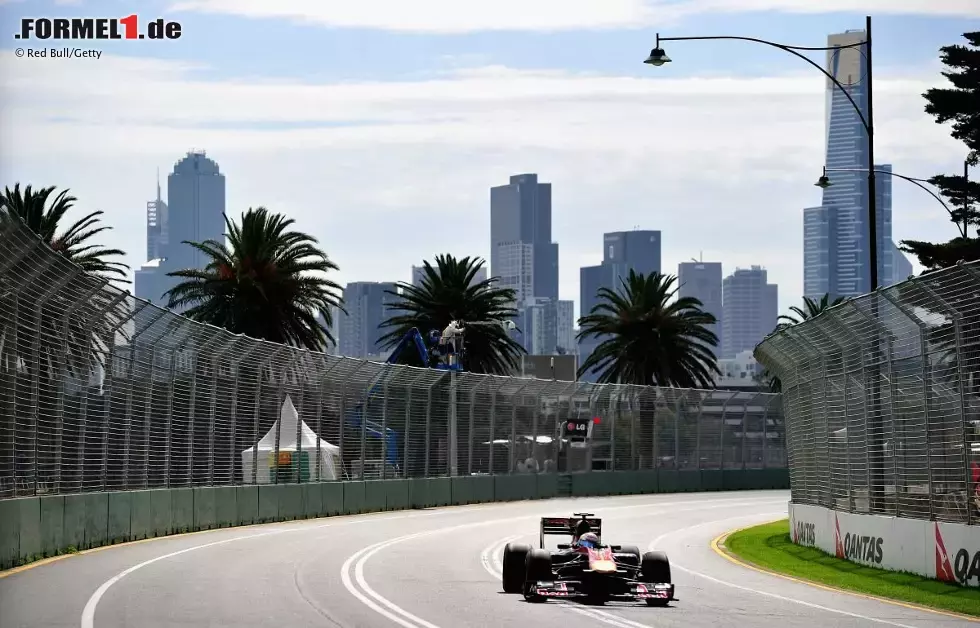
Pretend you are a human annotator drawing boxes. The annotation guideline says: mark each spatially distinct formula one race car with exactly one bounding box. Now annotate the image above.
[501,513,676,606]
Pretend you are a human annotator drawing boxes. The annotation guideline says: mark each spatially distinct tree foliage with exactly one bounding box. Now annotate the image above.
[164,207,344,351]
[759,293,849,393]
[899,31,980,270]
[576,270,720,388]
[379,254,525,375]
[0,183,128,280]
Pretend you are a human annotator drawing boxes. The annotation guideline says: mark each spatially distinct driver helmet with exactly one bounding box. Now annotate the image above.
[578,532,600,549]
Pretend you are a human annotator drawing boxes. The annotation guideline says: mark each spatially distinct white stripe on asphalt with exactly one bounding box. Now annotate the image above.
[78,503,517,628]
[341,496,787,628]
[648,515,922,628]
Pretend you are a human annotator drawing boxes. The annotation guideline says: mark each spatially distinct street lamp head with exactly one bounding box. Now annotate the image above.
[815,175,832,189]
[644,47,671,67]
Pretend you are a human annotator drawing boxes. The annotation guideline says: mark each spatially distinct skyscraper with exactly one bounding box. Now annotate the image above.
[578,230,661,381]
[146,170,168,261]
[721,266,778,359]
[490,174,558,301]
[803,29,892,300]
[517,297,576,355]
[140,151,226,308]
[580,231,661,322]
[338,282,399,359]
[678,261,723,350]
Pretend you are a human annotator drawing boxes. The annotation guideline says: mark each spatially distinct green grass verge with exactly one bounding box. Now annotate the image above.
[724,519,980,618]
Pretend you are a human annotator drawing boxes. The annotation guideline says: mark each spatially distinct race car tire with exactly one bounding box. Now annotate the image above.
[640,551,671,583]
[523,549,554,603]
[502,543,532,593]
[641,551,672,607]
[617,545,641,566]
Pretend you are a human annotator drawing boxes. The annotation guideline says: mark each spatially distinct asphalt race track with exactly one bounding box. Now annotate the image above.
[1,490,974,628]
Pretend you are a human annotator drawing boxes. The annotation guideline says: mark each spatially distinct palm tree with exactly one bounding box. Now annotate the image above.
[777,293,849,329]
[577,270,720,388]
[0,189,129,495]
[0,183,128,279]
[164,207,343,351]
[759,293,849,392]
[378,254,524,375]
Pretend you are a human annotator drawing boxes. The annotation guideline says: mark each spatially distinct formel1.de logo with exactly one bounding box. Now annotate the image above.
[16,15,182,41]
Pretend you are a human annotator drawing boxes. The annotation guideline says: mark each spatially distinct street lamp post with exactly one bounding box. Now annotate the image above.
[818,166,953,217]
[646,16,879,291]
[645,16,887,511]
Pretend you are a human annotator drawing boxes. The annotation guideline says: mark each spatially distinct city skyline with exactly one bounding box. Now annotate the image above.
[2,4,974,319]
[134,151,226,310]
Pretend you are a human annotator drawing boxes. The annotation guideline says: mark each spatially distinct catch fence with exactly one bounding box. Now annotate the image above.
[0,208,785,499]
[756,261,980,525]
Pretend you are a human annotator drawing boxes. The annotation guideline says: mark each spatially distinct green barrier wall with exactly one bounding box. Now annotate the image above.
[0,468,789,570]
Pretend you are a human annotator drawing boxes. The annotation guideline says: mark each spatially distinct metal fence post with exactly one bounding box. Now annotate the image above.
[122,309,168,489]
[486,379,501,475]
[51,277,108,494]
[99,302,147,492]
[336,362,366,480]
[719,391,733,471]
[73,291,129,493]
[628,385,639,471]
[185,333,223,486]
[272,350,298,485]
[424,372,448,478]
[205,337,245,486]
[693,389,705,470]
[846,301,900,515]
[918,278,973,526]
[163,333,192,488]
[249,345,288,484]
[762,395,775,469]
[224,341,259,485]
[400,370,425,479]
[741,393,757,470]
[380,368,391,481]
[508,381,529,474]
[28,268,82,494]
[466,378,489,476]
[673,390,685,468]
[608,384,618,472]
[312,356,344,482]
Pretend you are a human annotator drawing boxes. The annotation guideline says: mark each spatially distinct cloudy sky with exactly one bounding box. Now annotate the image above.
[0,1,977,319]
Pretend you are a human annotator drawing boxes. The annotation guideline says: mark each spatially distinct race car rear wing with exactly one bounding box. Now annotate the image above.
[539,514,602,548]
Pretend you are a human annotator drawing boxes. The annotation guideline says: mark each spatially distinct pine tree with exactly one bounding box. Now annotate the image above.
[899,32,980,270]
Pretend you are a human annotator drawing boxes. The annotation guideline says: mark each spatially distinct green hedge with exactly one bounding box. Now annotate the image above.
[0,468,789,570]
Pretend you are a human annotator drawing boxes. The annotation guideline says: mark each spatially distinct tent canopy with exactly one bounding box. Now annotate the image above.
[245,395,339,454]
[242,395,340,482]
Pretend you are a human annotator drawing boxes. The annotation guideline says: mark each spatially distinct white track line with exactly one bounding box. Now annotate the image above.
[648,515,921,628]
[339,496,789,628]
[80,511,434,628]
[79,503,514,628]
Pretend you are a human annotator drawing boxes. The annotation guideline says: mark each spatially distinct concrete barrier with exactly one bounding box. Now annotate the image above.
[0,468,789,570]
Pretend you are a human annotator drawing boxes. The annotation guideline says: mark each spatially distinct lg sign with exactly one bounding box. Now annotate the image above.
[562,418,598,439]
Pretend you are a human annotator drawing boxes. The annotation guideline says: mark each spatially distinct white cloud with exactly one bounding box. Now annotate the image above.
[0,54,966,318]
[168,0,980,33]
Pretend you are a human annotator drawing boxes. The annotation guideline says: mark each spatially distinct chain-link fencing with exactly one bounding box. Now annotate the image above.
[756,261,980,525]
[0,208,786,499]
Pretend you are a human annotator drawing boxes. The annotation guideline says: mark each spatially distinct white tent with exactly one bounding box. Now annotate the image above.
[241,395,341,483]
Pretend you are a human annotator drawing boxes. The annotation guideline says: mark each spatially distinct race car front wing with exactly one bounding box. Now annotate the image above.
[529,580,675,602]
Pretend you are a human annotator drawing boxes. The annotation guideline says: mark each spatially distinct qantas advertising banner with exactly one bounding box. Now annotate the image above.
[788,502,980,587]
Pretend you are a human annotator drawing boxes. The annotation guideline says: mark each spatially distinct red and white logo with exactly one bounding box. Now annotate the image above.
[834,514,845,558]
[935,523,956,582]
